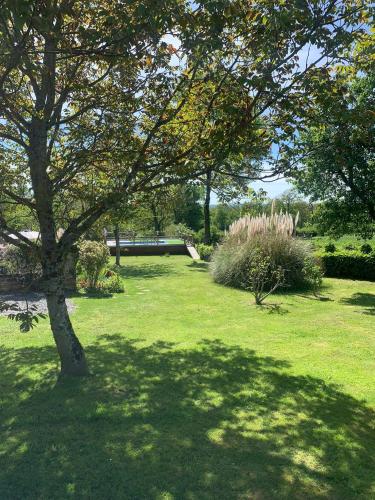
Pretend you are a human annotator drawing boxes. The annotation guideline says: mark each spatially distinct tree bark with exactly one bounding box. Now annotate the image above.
[151,203,161,233]
[114,224,121,266]
[203,170,212,244]
[28,84,88,376]
[45,281,88,376]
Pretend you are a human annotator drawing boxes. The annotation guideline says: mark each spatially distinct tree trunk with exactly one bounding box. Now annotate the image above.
[45,282,88,376]
[62,246,79,291]
[29,112,88,376]
[151,203,161,233]
[203,170,212,244]
[114,224,121,266]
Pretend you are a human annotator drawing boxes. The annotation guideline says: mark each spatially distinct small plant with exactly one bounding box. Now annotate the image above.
[361,243,372,254]
[100,273,125,293]
[325,243,336,253]
[246,252,285,305]
[196,243,214,261]
[344,244,356,251]
[303,259,324,296]
[0,300,46,332]
[78,240,109,289]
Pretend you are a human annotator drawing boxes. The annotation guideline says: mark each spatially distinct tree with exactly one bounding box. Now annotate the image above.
[247,252,285,305]
[172,185,203,232]
[200,163,255,244]
[0,0,367,376]
[285,72,375,237]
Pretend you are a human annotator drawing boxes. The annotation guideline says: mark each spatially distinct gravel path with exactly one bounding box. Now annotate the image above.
[0,292,75,316]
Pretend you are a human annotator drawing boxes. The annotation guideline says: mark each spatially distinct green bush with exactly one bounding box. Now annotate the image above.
[78,240,109,289]
[302,257,324,295]
[196,243,214,261]
[325,243,336,253]
[361,243,372,254]
[1,244,42,279]
[195,226,223,245]
[165,223,194,242]
[317,251,375,281]
[210,233,317,291]
[100,273,125,293]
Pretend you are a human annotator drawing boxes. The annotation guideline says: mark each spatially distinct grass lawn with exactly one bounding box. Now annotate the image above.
[1,255,375,499]
[311,234,375,252]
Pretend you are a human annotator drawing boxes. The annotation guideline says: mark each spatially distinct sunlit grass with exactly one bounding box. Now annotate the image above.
[0,255,374,499]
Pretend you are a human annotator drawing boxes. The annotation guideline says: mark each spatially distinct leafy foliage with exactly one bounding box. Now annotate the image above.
[246,252,285,305]
[317,251,375,281]
[78,241,110,289]
[100,273,125,294]
[0,300,47,333]
[286,73,375,237]
[1,245,42,279]
[165,223,194,242]
[211,232,316,291]
[196,243,214,261]
[325,243,336,253]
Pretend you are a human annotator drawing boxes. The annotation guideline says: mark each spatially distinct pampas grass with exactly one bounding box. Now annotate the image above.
[210,206,317,291]
[228,201,299,243]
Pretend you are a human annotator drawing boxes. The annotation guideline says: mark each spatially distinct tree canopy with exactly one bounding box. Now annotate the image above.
[286,72,375,237]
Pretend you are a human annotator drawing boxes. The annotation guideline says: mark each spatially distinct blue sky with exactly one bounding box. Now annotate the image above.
[251,177,292,197]
[210,177,293,204]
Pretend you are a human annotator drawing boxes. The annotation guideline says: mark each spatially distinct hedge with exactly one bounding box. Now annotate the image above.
[316,251,375,281]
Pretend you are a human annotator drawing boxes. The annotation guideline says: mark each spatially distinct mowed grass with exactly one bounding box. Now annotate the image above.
[1,255,375,499]
[311,234,375,251]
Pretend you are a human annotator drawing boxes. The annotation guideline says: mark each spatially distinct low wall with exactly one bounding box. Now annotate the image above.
[109,244,188,257]
[0,274,31,293]
[0,246,78,293]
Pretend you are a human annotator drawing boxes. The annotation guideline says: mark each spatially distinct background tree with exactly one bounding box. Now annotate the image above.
[286,72,375,237]
[0,0,368,376]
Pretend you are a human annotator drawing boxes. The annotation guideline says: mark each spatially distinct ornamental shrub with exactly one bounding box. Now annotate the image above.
[100,273,125,293]
[79,240,109,289]
[210,209,321,293]
[211,232,317,290]
[196,243,214,261]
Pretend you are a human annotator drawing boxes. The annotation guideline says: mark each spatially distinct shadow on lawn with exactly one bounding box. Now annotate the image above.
[257,303,290,315]
[340,292,375,316]
[116,262,177,280]
[187,261,209,272]
[0,337,374,499]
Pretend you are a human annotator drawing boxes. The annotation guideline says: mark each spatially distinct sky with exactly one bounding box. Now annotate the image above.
[251,177,292,197]
[210,177,293,205]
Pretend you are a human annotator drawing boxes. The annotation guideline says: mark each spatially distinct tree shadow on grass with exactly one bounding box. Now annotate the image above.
[256,303,290,315]
[116,262,178,280]
[67,289,114,300]
[0,337,374,499]
[187,261,209,272]
[340,292,375,316]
